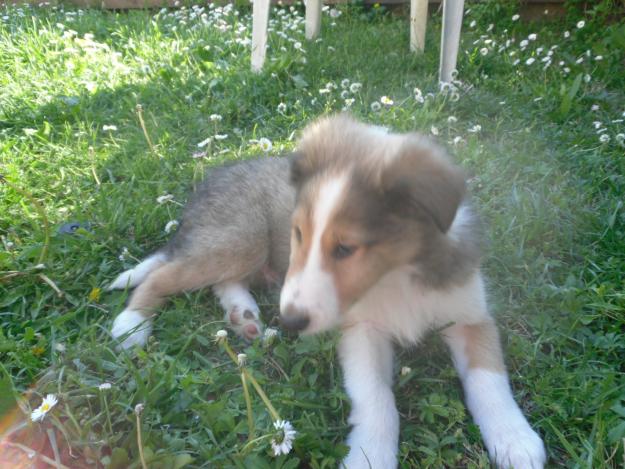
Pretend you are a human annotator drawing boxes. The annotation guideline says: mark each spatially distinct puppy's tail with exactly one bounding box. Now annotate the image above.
[107,252,168,291]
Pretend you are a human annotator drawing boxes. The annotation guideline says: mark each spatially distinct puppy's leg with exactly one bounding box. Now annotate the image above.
[443,320,546,469]
[340,324,398,469]
[213,282,263,340]
[107,252,167,291]
[112,261,211,349]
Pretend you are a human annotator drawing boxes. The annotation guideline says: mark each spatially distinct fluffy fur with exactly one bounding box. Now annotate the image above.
[109,114,545,468]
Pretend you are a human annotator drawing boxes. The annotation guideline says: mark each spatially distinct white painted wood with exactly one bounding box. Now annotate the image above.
[439,0,465,83]
[305,0,323,40]
[251,0,271,72]
[410,0,428,52]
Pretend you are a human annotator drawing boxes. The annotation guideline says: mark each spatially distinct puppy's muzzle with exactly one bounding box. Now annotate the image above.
[279,305,310,332]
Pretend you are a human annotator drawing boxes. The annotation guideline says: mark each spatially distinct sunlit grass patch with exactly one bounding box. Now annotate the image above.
[1,0,624,467]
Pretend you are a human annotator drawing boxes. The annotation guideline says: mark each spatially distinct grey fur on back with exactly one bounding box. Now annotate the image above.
[165,156,295,282]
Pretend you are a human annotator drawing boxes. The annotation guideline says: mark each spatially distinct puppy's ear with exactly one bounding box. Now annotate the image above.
[289,151,308,187]
[380,137,466,233]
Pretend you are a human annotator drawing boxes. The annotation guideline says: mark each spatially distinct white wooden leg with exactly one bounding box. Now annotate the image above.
[439,0,465,83]
[410,0,428,52]
[305,0,323,40]
[251,0,271,72]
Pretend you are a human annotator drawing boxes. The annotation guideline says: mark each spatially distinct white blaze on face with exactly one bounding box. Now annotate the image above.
[280,174,348,333]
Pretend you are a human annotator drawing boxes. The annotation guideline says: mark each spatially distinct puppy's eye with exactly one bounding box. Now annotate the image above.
[293,226,302,243]
[332,243,356,260]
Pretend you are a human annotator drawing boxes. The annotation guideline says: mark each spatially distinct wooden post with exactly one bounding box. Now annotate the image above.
[305,0,323,40]
[439,0,465,83]
[251,0,271,72]
[410,0,428,52]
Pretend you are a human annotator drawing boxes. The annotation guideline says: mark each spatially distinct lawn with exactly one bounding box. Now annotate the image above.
[1,0,624,467]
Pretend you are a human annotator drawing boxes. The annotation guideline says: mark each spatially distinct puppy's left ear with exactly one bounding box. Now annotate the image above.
[380,136,466,233]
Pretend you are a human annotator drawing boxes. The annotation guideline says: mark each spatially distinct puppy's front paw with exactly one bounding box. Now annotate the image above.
[342,432,397,469]
[226,306,263,340]
[111,310,152,349]
[488,425,546,469]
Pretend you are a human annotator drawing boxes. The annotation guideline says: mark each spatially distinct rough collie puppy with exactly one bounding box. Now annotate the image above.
[109,114,546,469]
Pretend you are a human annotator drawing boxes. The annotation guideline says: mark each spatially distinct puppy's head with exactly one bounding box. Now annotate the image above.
[279,114,465,334]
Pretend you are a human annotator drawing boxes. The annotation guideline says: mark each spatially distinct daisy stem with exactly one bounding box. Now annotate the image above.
[103,395,113,436]
[135,104,155,154]
[240,370,255,442]
[243,369,280,422]
[135,412,148,469]
[220,339,280,422]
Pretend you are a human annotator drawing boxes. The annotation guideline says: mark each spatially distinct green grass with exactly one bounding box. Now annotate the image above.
[1,0,624,467]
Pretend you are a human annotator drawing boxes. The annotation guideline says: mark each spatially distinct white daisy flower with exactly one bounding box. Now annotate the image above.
[448,116,458,124]
[214,134,228,141]
[480,47,488,56]
[400,366,411,376]
[156,194,174,204]
[469,20,476,28]
[526,57,536,65]
[164,220,179,233]
[528,33,537,41]
[452,136,464,145]
[520,39,529,48]
[349,82,362,93]
[271,420,297,456]
[118,247,129,261]
[98,383,112,391]
[209,114,223,122]
[31,394,58,422]
[595,55,603,61]
[591,104,599,111]
[102,124,118,131]
[197,137,212,148]
[564,31,570,38]
[380,96,393,106]
[576,20,585,29]
[277,102,287,113]
[468,124,482,133]
[599,134,610,143]
[414,87,425,104]
[264,327,278,342]
[512,14,520,21]
[258,137,272,153]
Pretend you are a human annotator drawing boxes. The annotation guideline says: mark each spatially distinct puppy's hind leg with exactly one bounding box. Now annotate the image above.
[112,260,211,349]
[107,252,168,291]
[213,282,263,340]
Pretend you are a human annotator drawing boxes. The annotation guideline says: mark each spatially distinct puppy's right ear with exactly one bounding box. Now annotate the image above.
[289,151,312,188]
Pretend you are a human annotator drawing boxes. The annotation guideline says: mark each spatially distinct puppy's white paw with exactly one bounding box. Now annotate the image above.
[342,431,398,469]
[108,268,137,290]
[226,306,263,340]
[111,310,152,349]
[488,425,546,469]
[107,254,166,291]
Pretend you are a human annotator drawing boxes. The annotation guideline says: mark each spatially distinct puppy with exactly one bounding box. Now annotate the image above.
[109,114,546,469]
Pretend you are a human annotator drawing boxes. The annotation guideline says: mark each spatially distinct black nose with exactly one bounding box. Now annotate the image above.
[280,312,310,332]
